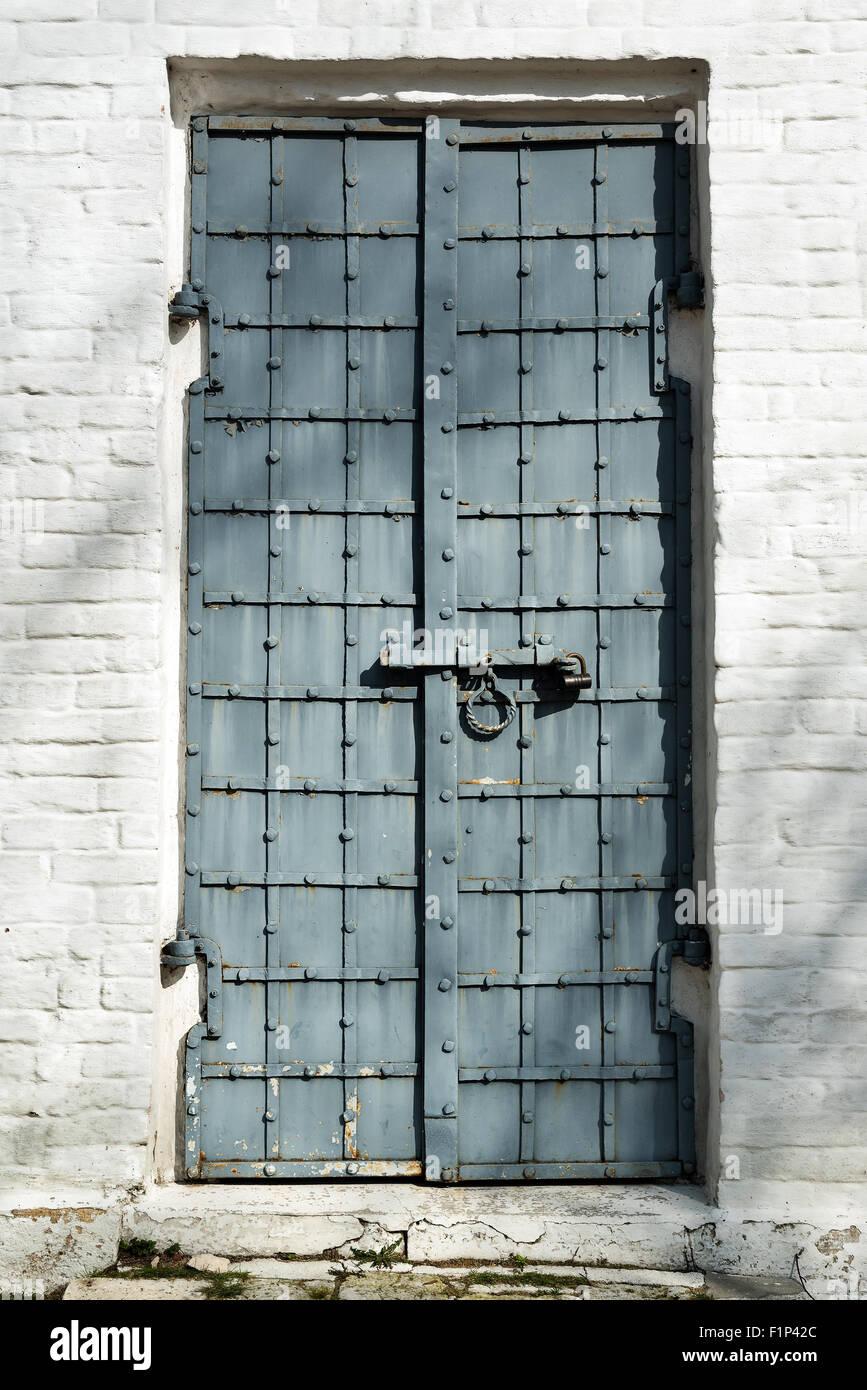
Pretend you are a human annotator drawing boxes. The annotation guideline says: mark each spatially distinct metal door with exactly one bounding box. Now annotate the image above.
[172,116,704,1182]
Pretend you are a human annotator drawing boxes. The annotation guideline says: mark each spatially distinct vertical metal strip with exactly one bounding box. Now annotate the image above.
[594,139,617,1167]
[422,119,460,1180]
[674,377,694,1170]
[265,126,285,1157]
[342,132,361,1162]
[185,384,205,942]
[517,141,536,1171]
[190,118,207,290]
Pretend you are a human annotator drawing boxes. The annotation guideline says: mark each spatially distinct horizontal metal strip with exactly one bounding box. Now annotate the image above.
[204,591,417,607]
[455,1161,683,1180]
[459,122,676,143]
[201,1062,419,1078]
[202,498,417,515]
[199,684,418,701]
[458,971,653,988]
[202,776,418,794]
[207,115,425,133]
[456,687,676,704]
[457,782,674,798]
[201,871,419,888]
[459,593,673,609]
[199,1160,423,1178]
[458,315,649,333]
[195,683,670,704]
[457,222,670,240]
[224,314,418,329]
[458,405,671,425]
[203,589,669,610]
[204,407,417,422]
[457,876,670,892]
[456,500,670,516]
[208,221,419,237]
[225,967,419,982]
[459,1064,672,1081]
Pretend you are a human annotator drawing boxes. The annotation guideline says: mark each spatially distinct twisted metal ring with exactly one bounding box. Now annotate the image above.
[464,676,517,735]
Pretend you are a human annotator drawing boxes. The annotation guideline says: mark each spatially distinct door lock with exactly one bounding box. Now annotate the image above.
[556,652,592,692]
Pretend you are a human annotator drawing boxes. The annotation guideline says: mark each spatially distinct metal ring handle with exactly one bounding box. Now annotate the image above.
[464,676,517,735]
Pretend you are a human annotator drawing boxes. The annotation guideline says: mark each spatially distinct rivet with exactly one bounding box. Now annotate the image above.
[519,451,532,464]
[383,409,396,423]
[442,1103,456,1116]
[270,544,281,558]
[634,406,646,419]
[440,605,454,619]
[442,547,454,561]
[443,298,455,310]
[438,978,452,992]
[377,876,390,888]
[443,179,456,192]
[558,409,571,422]
[309,500,320,514]
[593,171,607,185]
[303,779,315,792]
[599,733,610,745]
[441,670,452,681]
[518,735,531,749]
[193,159,206,174]
[340,826,355,841]
[682,1096,695,1111]
[346,1162,359,1175]
[189,502,202,516]
[186,742,200,755]
[343,921,356,934]
[307,685,319,698]
[340,1109,353,1123]
[340,1015,354,1028]
[232,497,243,510]
[483,1069,497,1083]
[597,456,609,469]
[596,356,608,370]
[597,266,608,279]
[600,543,611,555]
[560,784,573,796]
[600,636,610,648]
[345,173,358,187]
[348,355,360,370]
[560,878,573,892]
[519,262,531,276]
[344,119,357,131]
[445,132,458,146]
[441,422,454,433]
[604,1113,615,1126]
[556,225,568,237]
[382,687,394,701]
[304,873,317,885]
[601,831,612,844]
[603,126,614,138]
[520,832,533,844]
[185,861,198,876]
[518,173,529,184]
[482,226,494,239]
[440,789,453,802]
[268,264,281,278]
[265,827,278,842]
[344,449,358,464]
[187,804,200,818]
[443,237,456,249]
[519,542,532,556]
[381,1063,394,1076]
[481,596,493,609]
[441,915,454,929]
[635,877,647,890]
[346,633,358,645]
[188,681,201,695]
[482,879,495,893]
[443,850,456,863]
[521,1021,533,1035]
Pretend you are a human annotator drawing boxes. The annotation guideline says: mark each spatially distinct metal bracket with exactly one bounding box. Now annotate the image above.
[168,283,226,393]
[161,932,224,1039]
[652,932,710,1031]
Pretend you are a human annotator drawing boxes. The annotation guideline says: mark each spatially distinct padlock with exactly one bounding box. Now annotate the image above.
[559,652,592,691]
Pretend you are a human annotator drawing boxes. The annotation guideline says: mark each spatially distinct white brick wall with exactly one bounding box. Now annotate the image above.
[0,2,865,1211]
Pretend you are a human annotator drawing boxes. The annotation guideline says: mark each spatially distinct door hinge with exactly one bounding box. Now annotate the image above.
[161,930,224,1038]
[672,269,704,309]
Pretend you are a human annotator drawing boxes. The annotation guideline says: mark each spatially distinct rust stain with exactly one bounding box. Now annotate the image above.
[11,1208,102,1224]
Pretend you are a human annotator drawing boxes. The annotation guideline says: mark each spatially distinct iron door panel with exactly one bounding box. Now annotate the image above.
[181,116,698,1182]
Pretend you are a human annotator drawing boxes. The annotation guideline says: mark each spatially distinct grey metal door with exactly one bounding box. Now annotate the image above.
[174,115,703,1182]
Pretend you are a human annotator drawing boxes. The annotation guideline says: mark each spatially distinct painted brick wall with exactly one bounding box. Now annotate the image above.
[0,2,865,1204]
